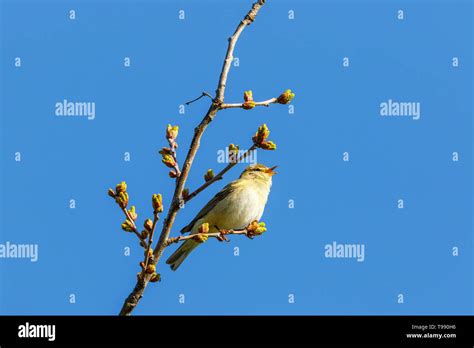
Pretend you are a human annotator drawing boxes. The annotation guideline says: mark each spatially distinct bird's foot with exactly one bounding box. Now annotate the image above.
[216,228,231,242]
[245,233,255,240]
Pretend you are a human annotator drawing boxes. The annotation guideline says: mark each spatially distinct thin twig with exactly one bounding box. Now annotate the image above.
[220,97,277,110]
[164,228,253,247]
[121,207,147,248]
[184,144,257,203]
[167,138,181,177]
[185,92,214,105]
[143,212,159,268]
[216,0,266,102]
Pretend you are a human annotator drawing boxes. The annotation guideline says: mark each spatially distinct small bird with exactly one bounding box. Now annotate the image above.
[166,163,277,270]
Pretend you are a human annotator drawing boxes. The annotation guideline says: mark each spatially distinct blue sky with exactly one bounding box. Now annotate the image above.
[0,0,472,315]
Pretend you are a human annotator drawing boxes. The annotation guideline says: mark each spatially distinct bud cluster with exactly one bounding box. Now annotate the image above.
[252,124,277,151]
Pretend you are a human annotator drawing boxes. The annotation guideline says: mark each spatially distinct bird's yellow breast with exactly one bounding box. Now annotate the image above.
[191,179,270,234]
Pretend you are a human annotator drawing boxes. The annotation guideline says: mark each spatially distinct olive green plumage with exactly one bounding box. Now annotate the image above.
[166,164,276,270]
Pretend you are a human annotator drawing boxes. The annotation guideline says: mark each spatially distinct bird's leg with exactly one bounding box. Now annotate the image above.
[244,221,259,239]
[215,225,231,242]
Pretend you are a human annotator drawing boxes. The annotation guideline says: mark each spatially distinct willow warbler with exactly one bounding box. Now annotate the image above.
[166,163,277,270]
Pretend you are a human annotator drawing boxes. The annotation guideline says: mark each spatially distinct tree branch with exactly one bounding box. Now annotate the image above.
[117,0,266,316]
[167,138,181,178]
[143,212,159,268]
[184,144,257,203]
[185,92,214,105]
[121,208,147,248]
[215,0,266,102]
[220,97,277,109]
[164,226,261,247]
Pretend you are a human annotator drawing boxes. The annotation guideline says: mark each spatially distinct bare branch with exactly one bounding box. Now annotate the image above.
[185,92,214,105]
[164,227,259,247]
[167,138,181,177]
[121,208,147,248]
[220,97,277,110]
[143,213,159,268]
[118,0,267,316]
[215,0,266,103]
[184,144,257,203]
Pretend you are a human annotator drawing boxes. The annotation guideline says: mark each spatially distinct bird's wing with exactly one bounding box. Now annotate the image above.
[180,181,236,234]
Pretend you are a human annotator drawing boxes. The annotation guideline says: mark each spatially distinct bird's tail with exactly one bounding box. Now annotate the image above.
[166,239,200,271]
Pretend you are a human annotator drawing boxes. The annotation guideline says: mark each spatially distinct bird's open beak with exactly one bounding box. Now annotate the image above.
[266,166,278,175]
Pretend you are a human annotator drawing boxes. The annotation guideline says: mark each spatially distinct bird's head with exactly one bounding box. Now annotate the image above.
[240,164,277,183]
